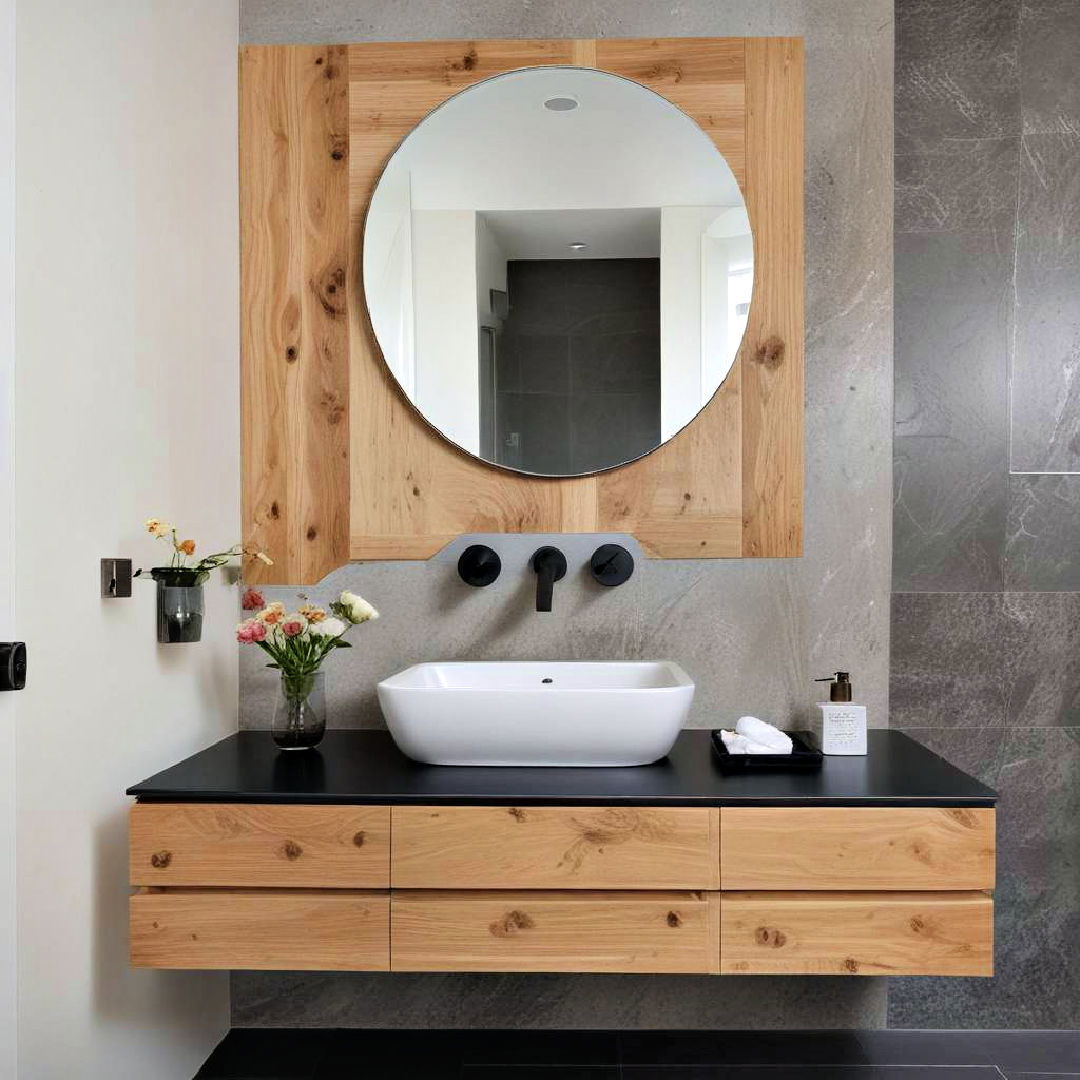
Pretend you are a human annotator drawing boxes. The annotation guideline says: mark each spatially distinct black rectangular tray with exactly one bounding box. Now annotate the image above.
[711,730,824,772]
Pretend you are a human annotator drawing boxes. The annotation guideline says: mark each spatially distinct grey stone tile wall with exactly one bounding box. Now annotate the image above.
[892,0,1080,1031]
[236,0,893,1032]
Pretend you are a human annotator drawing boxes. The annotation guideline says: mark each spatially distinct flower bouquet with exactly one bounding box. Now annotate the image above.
[143,517,272,643]
[236,589,379,750]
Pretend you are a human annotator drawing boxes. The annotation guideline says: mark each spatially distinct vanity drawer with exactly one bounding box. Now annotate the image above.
[130,888,390,970]
[719,891,993,976]
[391,806,720,889]
[720,807,995,890]
[130,803,390,888]
[391,890,719,973]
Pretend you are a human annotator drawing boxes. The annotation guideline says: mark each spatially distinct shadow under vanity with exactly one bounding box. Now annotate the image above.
[127,730,996,978]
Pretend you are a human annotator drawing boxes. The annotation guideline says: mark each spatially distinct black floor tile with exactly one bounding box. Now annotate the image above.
[460,1031,620,1066]
[620,1069,1005,1079]
[461,1070,618,1079]
[618,1032,870,1067]
[864,1031,1080,1072]
[312,1029,465,1079]
[195,1029,331,1078]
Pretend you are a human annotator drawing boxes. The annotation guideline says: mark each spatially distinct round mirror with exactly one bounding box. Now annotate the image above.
[363,66,752,477]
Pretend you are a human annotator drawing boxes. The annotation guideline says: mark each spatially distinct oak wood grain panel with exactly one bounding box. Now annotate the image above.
[741,37,804,557]
[720,808,996,891]
[391,806,720,890]
[130,889,389,970]
[391,890,718,973]
[130,804,390,888]
[240,44,351,585]
[241,38,803,578]
[720,891,993,976]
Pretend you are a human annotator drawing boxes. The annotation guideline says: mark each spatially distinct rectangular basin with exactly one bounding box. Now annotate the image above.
[377,661,695,767]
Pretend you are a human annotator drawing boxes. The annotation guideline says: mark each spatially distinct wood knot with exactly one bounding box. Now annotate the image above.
[269,501,280,520]
[150,851,172,869]
[507,807,527,822]
[909,916,925,934]
[753,335,785,369]
[449,47,479,72]
[352,831,366,848]
[306,526,318,541]
[285,345,298,362]
[321,390,346,425]
[412,485,421,497]
[281,840,303,861]
[666,910,682,928]
[843,957,859,973]
[329,138,347,162]
[754,926,786,948]
[489,909,534,937]
[945,808,978,828]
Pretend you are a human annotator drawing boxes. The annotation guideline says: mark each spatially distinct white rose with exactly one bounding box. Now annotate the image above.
[339,590,379,624]
[310,616,347,638]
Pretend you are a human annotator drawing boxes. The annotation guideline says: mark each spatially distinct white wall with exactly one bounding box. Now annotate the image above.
[412,210,479,454]
[14,2,239,1077]
[0,0,15,1075]
[475,214,507,328]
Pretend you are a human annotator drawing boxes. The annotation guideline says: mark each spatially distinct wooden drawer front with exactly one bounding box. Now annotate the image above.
[130,804,390,888]
[130,889,390,970]
[720,891,993,976]
[720,807,995,890]
[391,806,719,889]
[391,890,718,973]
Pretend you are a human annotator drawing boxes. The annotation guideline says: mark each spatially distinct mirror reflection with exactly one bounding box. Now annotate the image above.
[363,66,752,477]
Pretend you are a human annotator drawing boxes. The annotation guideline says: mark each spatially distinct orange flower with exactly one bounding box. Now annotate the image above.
[257,602,286,625]
[177,539,196,556]
[298,603,327,623]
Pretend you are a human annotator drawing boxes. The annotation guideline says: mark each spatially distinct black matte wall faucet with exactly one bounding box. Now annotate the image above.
[531,546,567,612]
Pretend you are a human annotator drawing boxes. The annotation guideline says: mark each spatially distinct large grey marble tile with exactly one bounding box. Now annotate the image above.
[890,593,1006,728]
[1020,0,1080,136]
[1002,592,1080,727]
[888,726,1080,1028]
[893,232,1011,592]
[896,0,1020,153]
[1011,131,1080,472]
[1005,474,1080,591]
[232,970,885,1029]
[896,136,1019,236]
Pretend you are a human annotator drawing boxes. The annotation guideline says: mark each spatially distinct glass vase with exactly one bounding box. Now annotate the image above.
[151,567,205,643]
[273,671,327,751]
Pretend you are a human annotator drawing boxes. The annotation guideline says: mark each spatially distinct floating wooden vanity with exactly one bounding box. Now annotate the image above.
[127,730,996,977]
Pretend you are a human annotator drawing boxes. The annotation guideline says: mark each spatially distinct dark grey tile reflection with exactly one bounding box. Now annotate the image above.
[896,0,1020,153]
[893,232,1011,592]
[621,1068,1004,1079]
[1010,131,1080,472]
[570,331,660,394]
[514,334,572,395]
[497,391,573,475]
[571,391,660,474]
[1006,475,1080,591]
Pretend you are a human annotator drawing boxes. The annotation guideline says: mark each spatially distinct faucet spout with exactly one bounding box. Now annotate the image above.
[531,546,567,612]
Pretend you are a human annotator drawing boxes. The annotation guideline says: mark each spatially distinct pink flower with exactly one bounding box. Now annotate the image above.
[236,618,268,644]
[280,616,307,638]
[241,588,265,611]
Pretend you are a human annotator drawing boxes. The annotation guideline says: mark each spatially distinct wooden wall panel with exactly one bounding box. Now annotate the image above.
[240,45,351,585]
[240,38,804,581]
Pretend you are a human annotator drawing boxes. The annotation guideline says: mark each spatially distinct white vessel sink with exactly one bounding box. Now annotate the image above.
[377,661,695,767]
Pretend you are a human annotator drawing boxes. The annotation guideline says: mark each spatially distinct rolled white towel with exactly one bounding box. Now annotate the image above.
[735,716,793,754]
[719,729,778,755]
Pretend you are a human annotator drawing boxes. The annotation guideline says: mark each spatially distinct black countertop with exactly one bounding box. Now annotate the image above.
[127,729,997,807]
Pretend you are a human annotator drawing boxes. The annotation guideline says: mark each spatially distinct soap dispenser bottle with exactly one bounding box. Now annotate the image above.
[813,672,867,755]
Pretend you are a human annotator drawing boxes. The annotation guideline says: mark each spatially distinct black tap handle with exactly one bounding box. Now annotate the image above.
[531,546,567,612]
[589,543,634,587]
[457,545,502,587]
